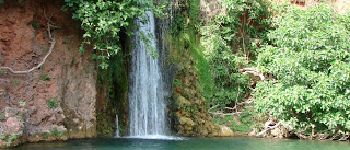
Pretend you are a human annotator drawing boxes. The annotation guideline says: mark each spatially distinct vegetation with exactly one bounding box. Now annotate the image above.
[0,0,349,145]
[64,0,165,69]
[200,0,270,133]
[201,0,270,108]
[50,128,64,138]
[47,98,59,109]
[199,0,350,138]
[0,133,19,147]
[39,73,51,81]
[254,4,350,137]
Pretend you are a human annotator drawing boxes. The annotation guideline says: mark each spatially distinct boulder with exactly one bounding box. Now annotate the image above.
[218,125,234,137]
[270,127,282,137]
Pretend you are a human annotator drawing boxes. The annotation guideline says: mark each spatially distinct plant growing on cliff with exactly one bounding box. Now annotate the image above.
[64,0,166,69]
[254,4,350,137]
[19,100,26,107]
[39,73,50,81]
[50,128,64,138]
[47,98,59,109]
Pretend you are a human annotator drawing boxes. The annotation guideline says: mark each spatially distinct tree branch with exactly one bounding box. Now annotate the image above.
[256,122,281,137]
[0,20,56,74]
[239,67,265,81]
[209,111,243,116]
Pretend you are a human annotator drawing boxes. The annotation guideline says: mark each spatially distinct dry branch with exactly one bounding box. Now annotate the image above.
[256,122,281,137]
[209,111,243,116]
[239,67,265,81]
[0,21,56,74]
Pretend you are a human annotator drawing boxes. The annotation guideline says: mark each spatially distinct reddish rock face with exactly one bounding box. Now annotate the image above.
[4,117,22,134]
[0,0,97,147]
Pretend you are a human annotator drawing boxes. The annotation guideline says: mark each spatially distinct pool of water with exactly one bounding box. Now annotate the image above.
[13,137,350,150]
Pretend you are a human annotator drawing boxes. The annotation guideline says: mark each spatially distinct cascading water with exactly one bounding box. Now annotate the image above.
[128,11,167,138]
[115,115,120,138]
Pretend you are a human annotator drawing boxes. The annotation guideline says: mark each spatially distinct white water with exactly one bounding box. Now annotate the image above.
[128,11,167,138]
[115,114,120,137]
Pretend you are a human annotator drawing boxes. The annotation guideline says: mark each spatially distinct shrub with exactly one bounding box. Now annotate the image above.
[254,4,350,134]
[47,98,59,109]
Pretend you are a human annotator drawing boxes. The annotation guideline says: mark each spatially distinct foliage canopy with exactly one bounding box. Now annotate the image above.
[64,0,165,69]
[254,4,350,134]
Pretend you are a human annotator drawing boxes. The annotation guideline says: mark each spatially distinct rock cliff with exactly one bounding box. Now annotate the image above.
[0,0,96,148]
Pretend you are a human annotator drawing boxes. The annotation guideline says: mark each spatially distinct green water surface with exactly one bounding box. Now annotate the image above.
[14,137,350,150]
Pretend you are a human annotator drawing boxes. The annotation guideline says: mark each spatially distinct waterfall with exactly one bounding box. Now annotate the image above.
[115,114,120,138]
[128,11,167,138]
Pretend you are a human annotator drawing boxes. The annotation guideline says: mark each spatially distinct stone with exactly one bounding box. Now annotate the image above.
[270,128,281,137]
[176,95,190,107]
[179,117,195,126]
[4,107,19,118]
[248,128,257,137]
[73,118,80,124]
[0,0,97,148]
[218,125,234,137]
[199,128,209,136]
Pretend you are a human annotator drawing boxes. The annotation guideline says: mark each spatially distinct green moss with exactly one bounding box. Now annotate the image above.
[96,50,129,137]
[171,0,213,99]
[188,35,214,99]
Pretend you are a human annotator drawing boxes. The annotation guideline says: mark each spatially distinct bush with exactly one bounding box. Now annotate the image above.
[47,98,59,109]
[254,4,350,134]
